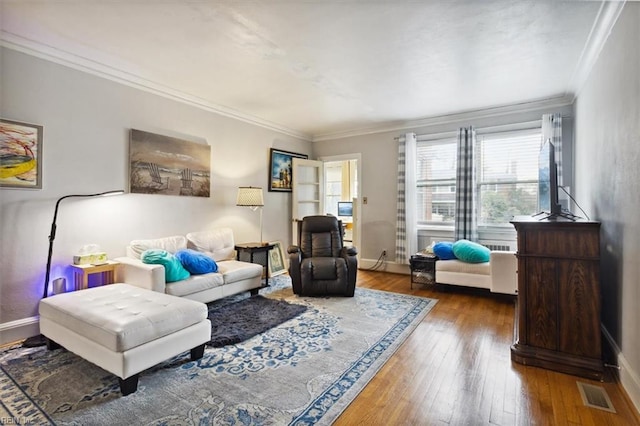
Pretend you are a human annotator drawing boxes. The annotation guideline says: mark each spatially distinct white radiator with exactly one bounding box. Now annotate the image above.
[480,240,516,251]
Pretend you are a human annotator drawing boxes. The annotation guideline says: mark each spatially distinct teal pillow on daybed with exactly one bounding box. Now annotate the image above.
[452,239,490,263]
[141,249,191,282]
[433,241,456,260]
[175,249,218,274]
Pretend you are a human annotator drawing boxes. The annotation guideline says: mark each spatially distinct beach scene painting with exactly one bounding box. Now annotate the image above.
[129,129,210,197]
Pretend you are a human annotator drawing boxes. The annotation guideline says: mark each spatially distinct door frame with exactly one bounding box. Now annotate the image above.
[318,153,362,258]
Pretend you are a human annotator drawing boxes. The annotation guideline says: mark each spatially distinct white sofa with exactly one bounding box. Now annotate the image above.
[435,250,517,295]
[114,228,263,303]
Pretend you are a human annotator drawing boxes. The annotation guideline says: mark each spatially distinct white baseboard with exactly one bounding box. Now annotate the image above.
[358,258,409,275]
[602,326,640,414]
[0,316,40,345]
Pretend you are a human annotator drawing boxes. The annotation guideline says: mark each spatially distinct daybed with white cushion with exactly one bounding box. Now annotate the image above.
[435,251,517,295]
[114,228,263,303]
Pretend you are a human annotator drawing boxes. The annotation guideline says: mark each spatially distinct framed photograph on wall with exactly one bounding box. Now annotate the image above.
[268,148,308,192]
[268,241,287,277]
[0,119,43,189]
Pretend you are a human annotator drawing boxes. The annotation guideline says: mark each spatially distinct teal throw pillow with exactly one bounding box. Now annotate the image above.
[433,241,456,260]
[452,239,490,263]
[141,249,191,282]
[175,249,218,274]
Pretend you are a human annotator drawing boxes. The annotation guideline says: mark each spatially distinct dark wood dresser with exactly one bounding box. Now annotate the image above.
[510,218,603,380]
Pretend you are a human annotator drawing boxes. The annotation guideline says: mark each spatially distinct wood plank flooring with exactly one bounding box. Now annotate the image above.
[334,270,640,426]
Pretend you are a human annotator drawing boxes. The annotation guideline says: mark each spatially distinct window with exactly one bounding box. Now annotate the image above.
[476,128,541,226]
[416,137,457,226]
[415,126,543,229]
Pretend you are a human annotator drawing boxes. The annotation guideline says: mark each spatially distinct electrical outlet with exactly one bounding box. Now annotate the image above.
[382,249,387,256]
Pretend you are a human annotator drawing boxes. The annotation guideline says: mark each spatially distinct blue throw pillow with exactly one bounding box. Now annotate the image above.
[452,239,490,263]
[433,241,456,260]
[141,249,191,283]
[175,249,218,274]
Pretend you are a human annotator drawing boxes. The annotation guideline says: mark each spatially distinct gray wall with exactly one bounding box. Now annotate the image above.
[0,48,310,339]
[574,3,640,410]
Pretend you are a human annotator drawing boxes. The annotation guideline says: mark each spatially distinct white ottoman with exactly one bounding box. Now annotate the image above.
[39,283,211,395]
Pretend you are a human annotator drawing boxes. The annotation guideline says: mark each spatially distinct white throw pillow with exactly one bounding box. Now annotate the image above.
[128,235,188,260]
[186,229,235,262]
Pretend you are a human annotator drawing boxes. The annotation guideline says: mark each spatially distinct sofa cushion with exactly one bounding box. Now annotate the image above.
[128,235,187,259]
[142,249,191,283]
[175,249,218,274]
[433,241,456,260]
[217,260,263,284]
[186,229,235,262]
[452,239,491,263]
[165,273,225,298]
[436,259,490,275]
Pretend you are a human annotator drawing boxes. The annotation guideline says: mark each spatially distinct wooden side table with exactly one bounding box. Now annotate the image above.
[235,243,275,287]
[69,260,120,291]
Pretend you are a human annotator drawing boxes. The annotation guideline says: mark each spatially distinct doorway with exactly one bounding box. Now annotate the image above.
[319,154,361,256]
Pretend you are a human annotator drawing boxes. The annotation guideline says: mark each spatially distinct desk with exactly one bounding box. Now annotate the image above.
[69,260,119,290]
[235,243,275,286]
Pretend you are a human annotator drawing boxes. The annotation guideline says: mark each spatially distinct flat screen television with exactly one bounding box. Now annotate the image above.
[337,201,353,217]
[538,140,562,217]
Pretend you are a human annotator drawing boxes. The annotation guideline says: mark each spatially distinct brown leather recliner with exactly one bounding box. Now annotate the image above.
[287,215,358,296]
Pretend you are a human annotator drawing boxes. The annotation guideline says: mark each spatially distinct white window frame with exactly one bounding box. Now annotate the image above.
[415,134,457,229]
[475,122,542,234]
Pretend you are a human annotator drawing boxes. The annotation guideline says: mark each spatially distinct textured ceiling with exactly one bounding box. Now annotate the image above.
[1,1,607,140]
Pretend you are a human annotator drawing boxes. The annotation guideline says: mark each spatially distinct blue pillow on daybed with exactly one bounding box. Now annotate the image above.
[433,241,456,260]
[141,249,191,283]
[175,249,218,274]
[452,239,490,263]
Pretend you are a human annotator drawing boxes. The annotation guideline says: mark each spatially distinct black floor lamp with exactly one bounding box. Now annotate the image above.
[22,189,124,348]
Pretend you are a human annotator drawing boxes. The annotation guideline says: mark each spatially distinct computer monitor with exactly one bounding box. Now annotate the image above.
[337,201,353,217]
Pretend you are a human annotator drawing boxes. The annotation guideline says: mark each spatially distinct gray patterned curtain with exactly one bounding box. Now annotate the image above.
[454,127,478,242]
[395,133,417,263]
[541,113,563,185]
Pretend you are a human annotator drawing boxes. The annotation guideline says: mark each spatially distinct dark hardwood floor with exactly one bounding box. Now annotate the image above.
[334,270,640,426]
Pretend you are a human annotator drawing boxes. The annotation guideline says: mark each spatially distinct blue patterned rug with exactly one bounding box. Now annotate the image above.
[0,276,437,425]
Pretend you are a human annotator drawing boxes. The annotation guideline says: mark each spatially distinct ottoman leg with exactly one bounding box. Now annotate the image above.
[190,343,205,361]
[119,374,139,396]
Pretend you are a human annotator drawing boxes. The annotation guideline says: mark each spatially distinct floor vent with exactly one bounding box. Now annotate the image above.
[577,382,616,413]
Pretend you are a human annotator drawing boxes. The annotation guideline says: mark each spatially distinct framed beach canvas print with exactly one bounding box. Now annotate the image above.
[129,129,211,197]
[268,148,308,192]
[0,119,43,189]
[268,241,287,277]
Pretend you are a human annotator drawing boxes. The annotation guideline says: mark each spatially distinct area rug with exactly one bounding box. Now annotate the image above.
[0,276,437,425]
[208,295,307,347]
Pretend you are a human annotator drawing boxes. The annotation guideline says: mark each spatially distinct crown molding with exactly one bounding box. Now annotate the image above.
[312,95,575,142]
[567,0,626,99]
[0,32,313,142]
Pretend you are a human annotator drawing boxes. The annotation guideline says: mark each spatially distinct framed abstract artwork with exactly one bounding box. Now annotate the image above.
[0,119,43,189]
[268,148,308,192]
[129,129,211,197]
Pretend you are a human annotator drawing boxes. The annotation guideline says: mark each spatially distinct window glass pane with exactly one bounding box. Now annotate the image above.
[416,138,457,225]
[479,182,538,224]
[476,128,541,226]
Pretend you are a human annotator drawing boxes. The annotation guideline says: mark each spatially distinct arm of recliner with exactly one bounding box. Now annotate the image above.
[287,246,303,294]
[340,247,358,295]
[489,251,518,295]
[114,256,167,293]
